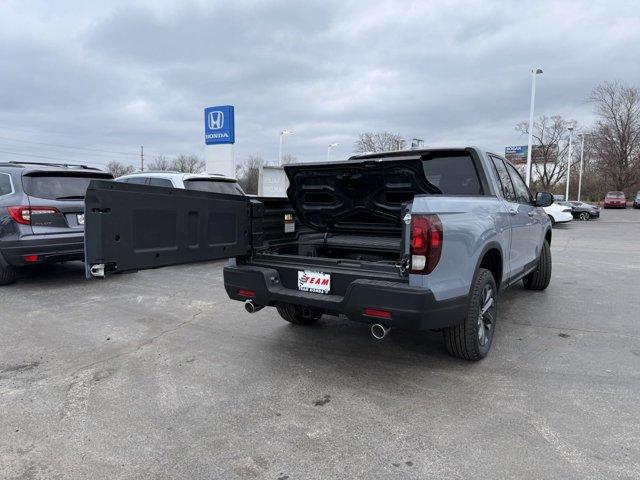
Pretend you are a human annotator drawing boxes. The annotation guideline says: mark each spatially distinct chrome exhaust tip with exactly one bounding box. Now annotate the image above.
[244,300,264,314]
[371,323,390,340]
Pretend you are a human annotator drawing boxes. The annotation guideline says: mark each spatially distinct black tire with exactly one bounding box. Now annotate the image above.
[0,264,16,286]
[578,211,591,221]
[548,215,555,226]
[443,268,497,361]
[523,240,552,291]
[277,304,322,325]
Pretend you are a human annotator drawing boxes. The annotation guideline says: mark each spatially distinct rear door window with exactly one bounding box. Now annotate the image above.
[505,163,532,204]
[489,156,516,202]
[422,154,482,195]
[125,177,149,185]
[149,178,174,188]
[22,174,112,200]
[0,173,12,196]
[184,180,244,195]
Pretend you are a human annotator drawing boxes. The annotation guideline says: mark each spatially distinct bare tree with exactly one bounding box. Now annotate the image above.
[588,81,640,193]
[515,115,578,191]
[354,132,406,153]
[171,154,205,173]
[236,155,263,194]
[106,160,135,177]
[147,155,172,171]
[281,153,297,165]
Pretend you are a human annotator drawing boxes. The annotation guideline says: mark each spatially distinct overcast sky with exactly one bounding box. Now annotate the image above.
[1,0,639,169]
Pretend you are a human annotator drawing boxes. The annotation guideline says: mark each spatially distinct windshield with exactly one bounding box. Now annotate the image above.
[23,173,112,200]
[607,192,625,198]
[184,179,244,195]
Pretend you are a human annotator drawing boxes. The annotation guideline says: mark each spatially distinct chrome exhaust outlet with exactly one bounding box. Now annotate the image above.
[371,323,390,340]
[244,300,264,314]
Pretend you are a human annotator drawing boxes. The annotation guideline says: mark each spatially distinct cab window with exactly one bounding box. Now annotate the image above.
[489,156,516,202]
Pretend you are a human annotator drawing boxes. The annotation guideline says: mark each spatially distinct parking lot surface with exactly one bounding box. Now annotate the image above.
[1,209,639,479]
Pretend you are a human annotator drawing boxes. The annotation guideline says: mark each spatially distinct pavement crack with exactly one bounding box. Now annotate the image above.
[69,309,204,378]
[505,320,640,339]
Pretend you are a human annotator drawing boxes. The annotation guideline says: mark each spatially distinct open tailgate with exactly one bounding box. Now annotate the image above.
[84,180,251,277]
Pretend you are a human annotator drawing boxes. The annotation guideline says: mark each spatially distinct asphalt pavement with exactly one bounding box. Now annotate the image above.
[1,208,639,479]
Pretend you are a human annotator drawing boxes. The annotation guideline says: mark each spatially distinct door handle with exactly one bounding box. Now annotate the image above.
[528,211,535,217]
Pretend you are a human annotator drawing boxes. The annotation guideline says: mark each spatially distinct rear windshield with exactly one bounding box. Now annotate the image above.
[607,192,625,198]
[184,179,244,195]
[422,154,482,195]
[22,174,112,200]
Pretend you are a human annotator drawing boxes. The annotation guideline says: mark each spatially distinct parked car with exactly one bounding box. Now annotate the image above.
[543,202,573,225]
[558,201,600,220]
[0,161,113,285]
[84,147,554,361]
[116,171,244,195]
[603,191,627,208]
[633,191,640,209]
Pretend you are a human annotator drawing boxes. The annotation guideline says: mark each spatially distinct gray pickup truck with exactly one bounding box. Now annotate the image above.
[84,147,554,361]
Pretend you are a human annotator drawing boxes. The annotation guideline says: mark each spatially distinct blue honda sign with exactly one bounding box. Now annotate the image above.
[505,145,527,156]
[204,105,235,145]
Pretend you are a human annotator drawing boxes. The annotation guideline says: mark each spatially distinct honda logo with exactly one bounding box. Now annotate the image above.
[207,110,224,130]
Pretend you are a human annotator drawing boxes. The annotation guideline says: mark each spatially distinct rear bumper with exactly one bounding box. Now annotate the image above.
[0,233,84,266]
[223,265,468,330]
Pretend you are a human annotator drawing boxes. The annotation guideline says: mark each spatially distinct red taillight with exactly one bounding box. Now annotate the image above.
[364,308,392,319]
[237,289,256,298]
[8,206,60,225]
[23,254,40,263]
[410,214,443,274]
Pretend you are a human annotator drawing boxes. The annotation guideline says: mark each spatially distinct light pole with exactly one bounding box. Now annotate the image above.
[565,126,574,201]
[577,133,587,202]
[525,68,543,187]
[279,130,293,165]
[327,143,339,161]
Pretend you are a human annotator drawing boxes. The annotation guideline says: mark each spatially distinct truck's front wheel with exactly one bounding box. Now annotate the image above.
[443,268,496,361]
[277,304,322,325]
[523,240,552,291]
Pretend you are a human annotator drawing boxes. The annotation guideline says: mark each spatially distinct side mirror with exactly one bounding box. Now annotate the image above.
[535,192,554,207]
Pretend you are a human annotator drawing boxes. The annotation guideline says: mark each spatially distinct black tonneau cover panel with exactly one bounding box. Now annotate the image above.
[284,158,437,233]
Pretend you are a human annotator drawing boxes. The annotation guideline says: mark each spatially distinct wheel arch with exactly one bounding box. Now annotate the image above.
[474,242,504,290]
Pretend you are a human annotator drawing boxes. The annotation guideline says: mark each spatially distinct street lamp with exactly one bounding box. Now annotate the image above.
[565,126,574,201]
[577,133,588,202]
[525,68,543,187]
[327,143,339,161]
[279,130,293,165]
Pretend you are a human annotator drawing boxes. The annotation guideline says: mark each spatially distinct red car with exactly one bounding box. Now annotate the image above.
[603,191,627,208]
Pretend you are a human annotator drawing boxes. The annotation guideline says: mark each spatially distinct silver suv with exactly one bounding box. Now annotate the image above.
[116,171,244,195]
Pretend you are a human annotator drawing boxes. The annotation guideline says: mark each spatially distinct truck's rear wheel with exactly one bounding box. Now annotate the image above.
[443,268,496,361]
[523,240,552,291]
[277,304,322,325]
[0,264,16,286]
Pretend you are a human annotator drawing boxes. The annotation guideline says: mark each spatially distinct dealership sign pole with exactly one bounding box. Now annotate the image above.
[204,105,236,178]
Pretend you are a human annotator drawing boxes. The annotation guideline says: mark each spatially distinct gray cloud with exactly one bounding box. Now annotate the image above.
[0,0,639,169]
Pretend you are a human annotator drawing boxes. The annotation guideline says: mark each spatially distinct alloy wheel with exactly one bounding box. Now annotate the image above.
[477,285,494,346]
